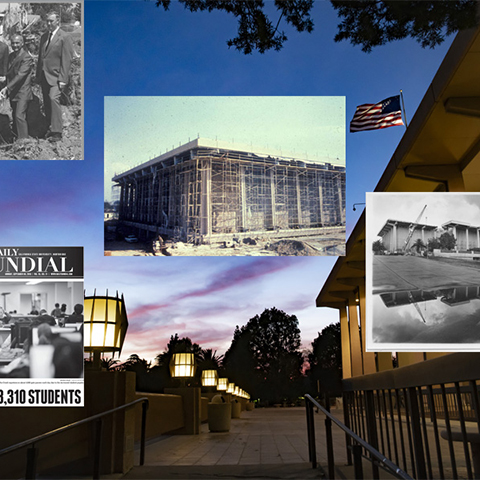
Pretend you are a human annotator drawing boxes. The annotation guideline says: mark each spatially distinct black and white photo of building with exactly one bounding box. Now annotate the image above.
[366,192,480,352]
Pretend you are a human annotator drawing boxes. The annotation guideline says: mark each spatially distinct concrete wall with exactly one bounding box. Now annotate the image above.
[201,396,208,422]
[0,370,136,479]
[433,250,480,260]
[134,392,184,440]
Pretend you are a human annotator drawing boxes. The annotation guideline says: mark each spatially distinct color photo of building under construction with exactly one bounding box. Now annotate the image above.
[108,138,346,256]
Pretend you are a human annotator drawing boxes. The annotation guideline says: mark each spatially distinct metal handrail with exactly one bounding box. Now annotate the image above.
[0,397,149,480]
[305,393,412,480]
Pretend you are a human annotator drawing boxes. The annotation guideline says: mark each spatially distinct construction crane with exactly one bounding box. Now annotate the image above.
[407,291,427,323]
[404,204,427,252]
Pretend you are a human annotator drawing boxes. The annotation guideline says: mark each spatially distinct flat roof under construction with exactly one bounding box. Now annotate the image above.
[113,138,344,181]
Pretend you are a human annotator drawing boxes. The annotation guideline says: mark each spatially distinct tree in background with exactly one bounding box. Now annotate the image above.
[198,348,224,373]
[412,238,425,254]
[224,307,304,404]
[427,237,441,252]
[123,353,152,391]
[439,231,457,250]
[372,239,386,255]
[156,0,478,54]
[307,322,342,398]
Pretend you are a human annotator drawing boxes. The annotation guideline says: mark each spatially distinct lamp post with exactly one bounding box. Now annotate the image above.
[166,352,200,434]
[84,291,128,369]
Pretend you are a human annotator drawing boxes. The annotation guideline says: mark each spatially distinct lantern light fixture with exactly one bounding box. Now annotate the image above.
[170,353,196,378]
[84,290,129,368]
[201,369,218,387]
[217,377,228,391]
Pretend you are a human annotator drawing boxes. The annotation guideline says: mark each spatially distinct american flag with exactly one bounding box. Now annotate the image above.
[350,95,404,132]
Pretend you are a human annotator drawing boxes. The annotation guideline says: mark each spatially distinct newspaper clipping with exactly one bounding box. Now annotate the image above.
[0,247,84,406]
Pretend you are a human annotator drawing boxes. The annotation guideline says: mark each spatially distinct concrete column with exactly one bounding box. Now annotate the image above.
[318,185,324,226]
[358,284,376,375]
[466,227,469,250]
[347,294,363,377]
[397,352,425,368]
[393,223,397,252]
[240,166,247,230]
[296,171,302,226]
[200,159,212,237]
[270,168,276,229]
[337,183,345,225]
[339,305,352,379]
[85,370,137,474]
[377,353,393,371]
[477,229,480,248]
[165,387,201,435]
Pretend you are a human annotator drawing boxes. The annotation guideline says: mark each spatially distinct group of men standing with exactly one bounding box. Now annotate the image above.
[0,12,74,142]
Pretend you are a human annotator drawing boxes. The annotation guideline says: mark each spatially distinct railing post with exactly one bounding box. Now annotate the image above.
[140,400,148,466]
[352,443,364,479]
[93,419,103,480]
[365,390,380,480]
[343,392,353,466]
[324,392,335,479]
[305,398,317,468]
[407,387,427,480]
[25,444,38,480]
[325,415,335,479]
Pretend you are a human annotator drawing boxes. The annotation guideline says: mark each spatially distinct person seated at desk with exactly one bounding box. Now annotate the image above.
[0,307,11,324]
[64,303,83,324]
[51,303,62,318]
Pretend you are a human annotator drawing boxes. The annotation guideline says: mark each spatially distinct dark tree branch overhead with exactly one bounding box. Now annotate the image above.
[331,0,479,53]
[156,0,478,54]
[156,0,313,54]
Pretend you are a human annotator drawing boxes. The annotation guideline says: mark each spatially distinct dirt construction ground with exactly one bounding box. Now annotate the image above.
[105,231,346,257]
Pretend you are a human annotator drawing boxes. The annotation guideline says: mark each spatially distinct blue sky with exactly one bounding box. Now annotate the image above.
[0,0,455,362]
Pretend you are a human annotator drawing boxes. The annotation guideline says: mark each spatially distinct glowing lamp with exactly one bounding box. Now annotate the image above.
[170,353,196,378]
[201,369,218,387]
[226,382,235,394]
[217,378,228,391]
[234,386,240,396]
[84,291,128,360]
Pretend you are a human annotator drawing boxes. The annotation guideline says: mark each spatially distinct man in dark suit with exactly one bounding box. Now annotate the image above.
[0,34,33,140]
[35,11,74,142]
[0,39,9,84]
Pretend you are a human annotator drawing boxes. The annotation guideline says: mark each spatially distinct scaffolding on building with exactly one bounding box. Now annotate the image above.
[114,142,345,244]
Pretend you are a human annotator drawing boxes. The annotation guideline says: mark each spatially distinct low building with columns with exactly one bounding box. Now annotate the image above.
[442,221,480,250]
[377,219,437,253]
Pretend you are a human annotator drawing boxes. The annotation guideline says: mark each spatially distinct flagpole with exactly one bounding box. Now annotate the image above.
[400,90,408,128]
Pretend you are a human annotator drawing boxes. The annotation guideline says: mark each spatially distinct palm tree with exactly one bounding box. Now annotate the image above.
[199,348,224,370]
[412,238,425,254]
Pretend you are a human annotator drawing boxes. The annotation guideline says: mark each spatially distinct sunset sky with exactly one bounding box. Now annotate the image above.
[0,0,456,363]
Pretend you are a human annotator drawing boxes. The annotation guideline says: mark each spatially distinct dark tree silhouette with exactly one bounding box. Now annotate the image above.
[307,322,342,397]
[224,307,304,404]
[412,238,425,254]
[156,0,478,54]
[332,1,478,52]
[198,348,224,370]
